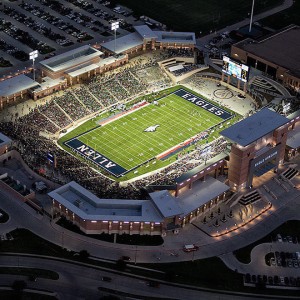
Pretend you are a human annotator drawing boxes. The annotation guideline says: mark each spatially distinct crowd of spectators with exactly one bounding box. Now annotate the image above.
[0,111,228,200]
[0,49,231,200]
[171,64,198,77]
[20,110,60,134]
[133,137,228,189]
[53,91,89,121]
[72,86,103,113]
[39,100,72,129]
[0,120,141,199]
[164,48,194,59]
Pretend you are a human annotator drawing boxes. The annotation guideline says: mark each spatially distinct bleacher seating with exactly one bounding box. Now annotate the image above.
[281,168,298,180]
[239,190,261,206]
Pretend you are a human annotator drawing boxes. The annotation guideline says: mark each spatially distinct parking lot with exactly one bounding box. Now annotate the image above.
[201,31,234,59]
[268,234,300,269]
[0,0,138,74]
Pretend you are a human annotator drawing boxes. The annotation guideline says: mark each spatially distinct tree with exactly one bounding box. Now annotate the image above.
[79,249,90,259]
[115,259,126,271]
[12,280,27,292]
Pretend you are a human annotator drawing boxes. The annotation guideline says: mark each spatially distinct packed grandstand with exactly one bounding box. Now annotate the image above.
[1,29,299,210]
[0,48,234,201]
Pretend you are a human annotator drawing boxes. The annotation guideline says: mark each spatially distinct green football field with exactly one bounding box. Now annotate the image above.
[64,88,231,177]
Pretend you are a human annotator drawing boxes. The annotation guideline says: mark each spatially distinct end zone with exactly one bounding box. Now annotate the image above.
[64,139,127,177]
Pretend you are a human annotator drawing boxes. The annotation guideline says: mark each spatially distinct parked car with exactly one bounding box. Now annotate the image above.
[101,276,112,282]
[183,244,199,252]
[120,256,131,261]
[146,281,160,287]
[276,234,283,242]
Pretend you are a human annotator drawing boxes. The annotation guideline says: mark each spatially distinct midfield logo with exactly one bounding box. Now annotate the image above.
[144,125,160,132]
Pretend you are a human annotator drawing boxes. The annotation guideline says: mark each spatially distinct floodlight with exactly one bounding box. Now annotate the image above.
[29,50,38,81]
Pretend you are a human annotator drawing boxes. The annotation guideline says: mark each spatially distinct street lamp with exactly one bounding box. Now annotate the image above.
[111,21,119,54]
[29,50,38,81]
[249,0,255,33]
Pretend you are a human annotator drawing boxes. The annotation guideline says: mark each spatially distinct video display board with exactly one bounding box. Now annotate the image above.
[222,56,249,82]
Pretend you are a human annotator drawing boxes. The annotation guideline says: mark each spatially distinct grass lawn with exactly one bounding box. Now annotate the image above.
[0,291,57,300]
[110,0,283,33]
[141,257,243,290]
[60,86,233,178]
[0,229,67,257]
[0,267,59,280]
[2,229,300,295]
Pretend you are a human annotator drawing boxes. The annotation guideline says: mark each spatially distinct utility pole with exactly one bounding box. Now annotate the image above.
[249,0,255,32]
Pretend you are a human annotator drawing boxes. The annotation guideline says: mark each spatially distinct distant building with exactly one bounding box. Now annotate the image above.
[101,25,196,56]
[39,45,128,85]
[39,45,104,79]
[0,45,129,109]
[231,25,300,93]
[0,74,39,109]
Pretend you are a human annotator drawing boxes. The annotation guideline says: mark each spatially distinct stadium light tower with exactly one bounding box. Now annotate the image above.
[111,21,119,54]
[249,0,255,33]
[29,50,38,81]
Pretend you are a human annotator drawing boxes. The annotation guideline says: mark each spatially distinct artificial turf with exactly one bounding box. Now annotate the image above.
[63,87,231,176]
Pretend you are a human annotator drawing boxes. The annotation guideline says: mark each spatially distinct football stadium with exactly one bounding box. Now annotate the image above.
[0,22,300,240]
[62,87,233,178]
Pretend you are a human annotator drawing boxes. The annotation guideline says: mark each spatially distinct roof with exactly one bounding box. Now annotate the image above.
[48,181,162,222]
[0,132,12,148]
[101,32,143,54]
[220,108,290,147]
[285,111,300,147]
[149,190,183,218]
[286,124,300,149]
[287,109,300,121]
[39,45,103,73]
[0,75,39,97]
[155,31,196,44]
[31,77,66,93]
[101,25,196,54]
[66,63,99,78]
[97,54,127,67]
[234,25,300,78]
[175,152,228,184]
[134,25,157,39]
[169,64,184,72]
[176,176,230,215]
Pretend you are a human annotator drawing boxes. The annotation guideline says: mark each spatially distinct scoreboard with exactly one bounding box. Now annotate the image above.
[222,56,249,82]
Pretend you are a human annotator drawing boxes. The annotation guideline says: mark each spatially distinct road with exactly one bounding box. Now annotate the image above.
[0,255,297,300]
[2,152,300,265]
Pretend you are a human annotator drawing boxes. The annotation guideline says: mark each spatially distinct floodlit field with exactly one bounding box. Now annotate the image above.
[64,88,232,177]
